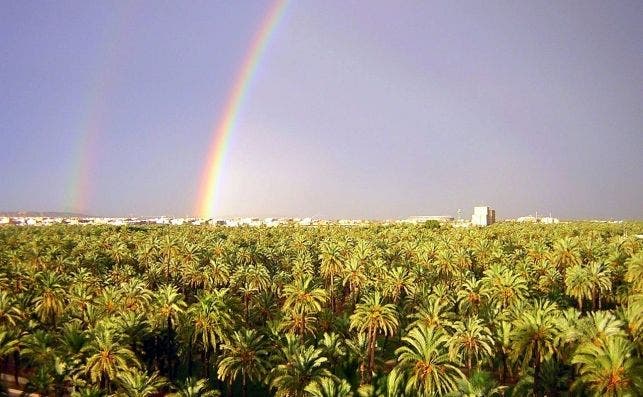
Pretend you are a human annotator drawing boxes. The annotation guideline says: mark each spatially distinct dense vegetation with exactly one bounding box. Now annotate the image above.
[0,222,641,396]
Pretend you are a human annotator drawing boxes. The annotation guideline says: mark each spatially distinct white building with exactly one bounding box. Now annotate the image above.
[471,206,496,226]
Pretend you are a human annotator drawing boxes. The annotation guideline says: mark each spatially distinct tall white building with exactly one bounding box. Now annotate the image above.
[472,206,496,226]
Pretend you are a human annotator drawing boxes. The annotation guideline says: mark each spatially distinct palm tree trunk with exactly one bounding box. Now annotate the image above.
[204,348,210,379]
[244,296,249,322]
[330,276,335,312]
[13,351,19,385]
[533,348,541,397]
[214,343,222,387]
[242,372,247,397]
[368,327,377,383]
[500,351,508,383]
[187,337,193,376]
[167,315,173,376]
[592,289,598,311]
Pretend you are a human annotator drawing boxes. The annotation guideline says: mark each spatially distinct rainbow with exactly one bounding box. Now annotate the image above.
[67,119,101,214]
[66,42,118,214]
[66,4,136,214]
[196,0,289,218]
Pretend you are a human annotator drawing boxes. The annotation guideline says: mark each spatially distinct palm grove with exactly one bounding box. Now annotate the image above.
[0,221,641,396]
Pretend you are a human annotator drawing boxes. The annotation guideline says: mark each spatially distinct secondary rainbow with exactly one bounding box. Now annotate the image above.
[66,4,136,214]
[196,0,289,218]
[67,40,119,214]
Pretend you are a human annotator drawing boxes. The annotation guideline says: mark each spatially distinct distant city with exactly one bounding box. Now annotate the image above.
[0,205,603,228]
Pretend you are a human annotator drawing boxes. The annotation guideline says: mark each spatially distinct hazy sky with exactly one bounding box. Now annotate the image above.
[1,1,642,219]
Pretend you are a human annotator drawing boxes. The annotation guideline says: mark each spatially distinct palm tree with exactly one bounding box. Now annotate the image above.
[577,311,626,348]
[67,282,95,316]
[95,286,123,315]
[434,249,460,286]
[493,321,513,383]
[448,316,494,373]
[481,265,528,311]
[391,324,465,396]
[348,241,372,269]
[564,265,592,311]
[71,386,106,397]
[58,322,89,376]
[624,252,643,294]
[135,241,158,273]
[572,336,643,396]
[349,292,398,383]
[282,276,328,338]
[304,377,353,397]
[160,235,180,281]
[319,332,347,371]
[170,377,220,397]
[453,247,473,272]
[445,370,506,397]
[116,369,166,397]
[120,278,152,313]
[231,264,270,321]
[21,329,57,368]
[84,327,140,392]
[383,267,416,303]
[110,240,131,266]
[345,333,369,384]
[207,258,231,288]
[0,326,19,373]
[533,260,562,297]
[155,284,186,375]
[586,261,611,310]
[319,240,345,312]
[0,291,23,326]
[32,270,66,325]
[408,295,455,331]
[283,276,328,315]
[342,257,368,305]
[188,290,234,377]
[456,278,487,317]
[270,344,332,397]
[217,329,269,397]
[616,295,643,351]
[23,365,55,396]
[550,237,581,270]
[281,310,319,338]
[510,300,562,397]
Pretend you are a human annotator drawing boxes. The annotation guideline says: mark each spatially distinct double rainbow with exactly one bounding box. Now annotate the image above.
[196,0,289,218]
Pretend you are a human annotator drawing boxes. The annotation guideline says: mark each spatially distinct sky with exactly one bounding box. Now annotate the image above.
[1,1,642,220]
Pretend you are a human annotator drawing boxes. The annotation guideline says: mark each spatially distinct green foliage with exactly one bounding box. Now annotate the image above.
[0,221,641,396]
